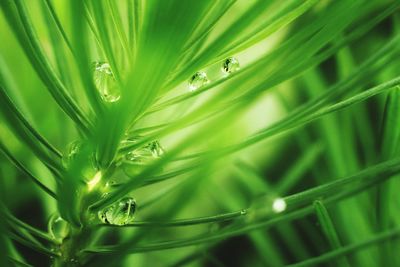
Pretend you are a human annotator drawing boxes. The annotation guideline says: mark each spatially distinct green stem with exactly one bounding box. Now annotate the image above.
[53,227,93,267]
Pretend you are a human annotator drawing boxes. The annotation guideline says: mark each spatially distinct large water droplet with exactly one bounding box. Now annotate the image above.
[188,71,209,91]
[125,141,164,163]
[98,197,136,225]
[48,214,69,241]
[122,140,164,177]
[93,61,121,102]
[222,57,240,74]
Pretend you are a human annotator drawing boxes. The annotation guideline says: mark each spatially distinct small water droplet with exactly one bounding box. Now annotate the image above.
[240,209,247,215]
[98,197,136,225]
[93,61,121,102]
[62,141,82,167]
[48,214,69,241]
[272,198,287,213]
[222,57,240,74]
[188,71,209,91]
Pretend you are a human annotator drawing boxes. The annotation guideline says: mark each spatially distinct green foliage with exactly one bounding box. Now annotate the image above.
[1,0,400,266]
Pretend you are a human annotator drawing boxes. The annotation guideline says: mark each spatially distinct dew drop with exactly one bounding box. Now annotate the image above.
[93,61,121,102]
[48,214,69,241]
[145,141,165,158]
[188,71,209,91]
[124,140,164,163]
[62,141,82,168]
[122,139,165,177]
[272,198,287,213]
[98,197,136,225]
[222,57,240,74]
[240,209,247,215]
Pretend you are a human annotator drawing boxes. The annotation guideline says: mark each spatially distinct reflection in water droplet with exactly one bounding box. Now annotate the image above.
[222,57,240,74]
[48,214,69,241]
[98,197,136,225]
[188,71,209,91]
[93,61,121,102]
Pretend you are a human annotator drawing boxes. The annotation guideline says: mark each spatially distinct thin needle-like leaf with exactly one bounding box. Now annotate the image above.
[0,142,57,199]
[286,227,400,267]
[313,200,350,267]
[101,210,246,228]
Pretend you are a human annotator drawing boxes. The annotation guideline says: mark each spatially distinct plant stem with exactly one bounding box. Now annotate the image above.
[53,227,93,267]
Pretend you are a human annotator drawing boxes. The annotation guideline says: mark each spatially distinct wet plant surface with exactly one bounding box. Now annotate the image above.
[1,1,400,266]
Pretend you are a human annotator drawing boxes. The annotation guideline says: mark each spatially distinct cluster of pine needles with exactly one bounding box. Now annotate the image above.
[1,0,400,266]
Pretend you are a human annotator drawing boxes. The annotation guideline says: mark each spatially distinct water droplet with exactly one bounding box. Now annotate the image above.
[272,198,287,213]
[122,139,165,177]
[188,71,209,91]
[93,61,121,102]
[240,209,247,215]
[124,141,164,163]
[48,214,69,241]
[62,141,82,168]
[98,197,136,225]
[145,141,165,158]
[222,57,240,74]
